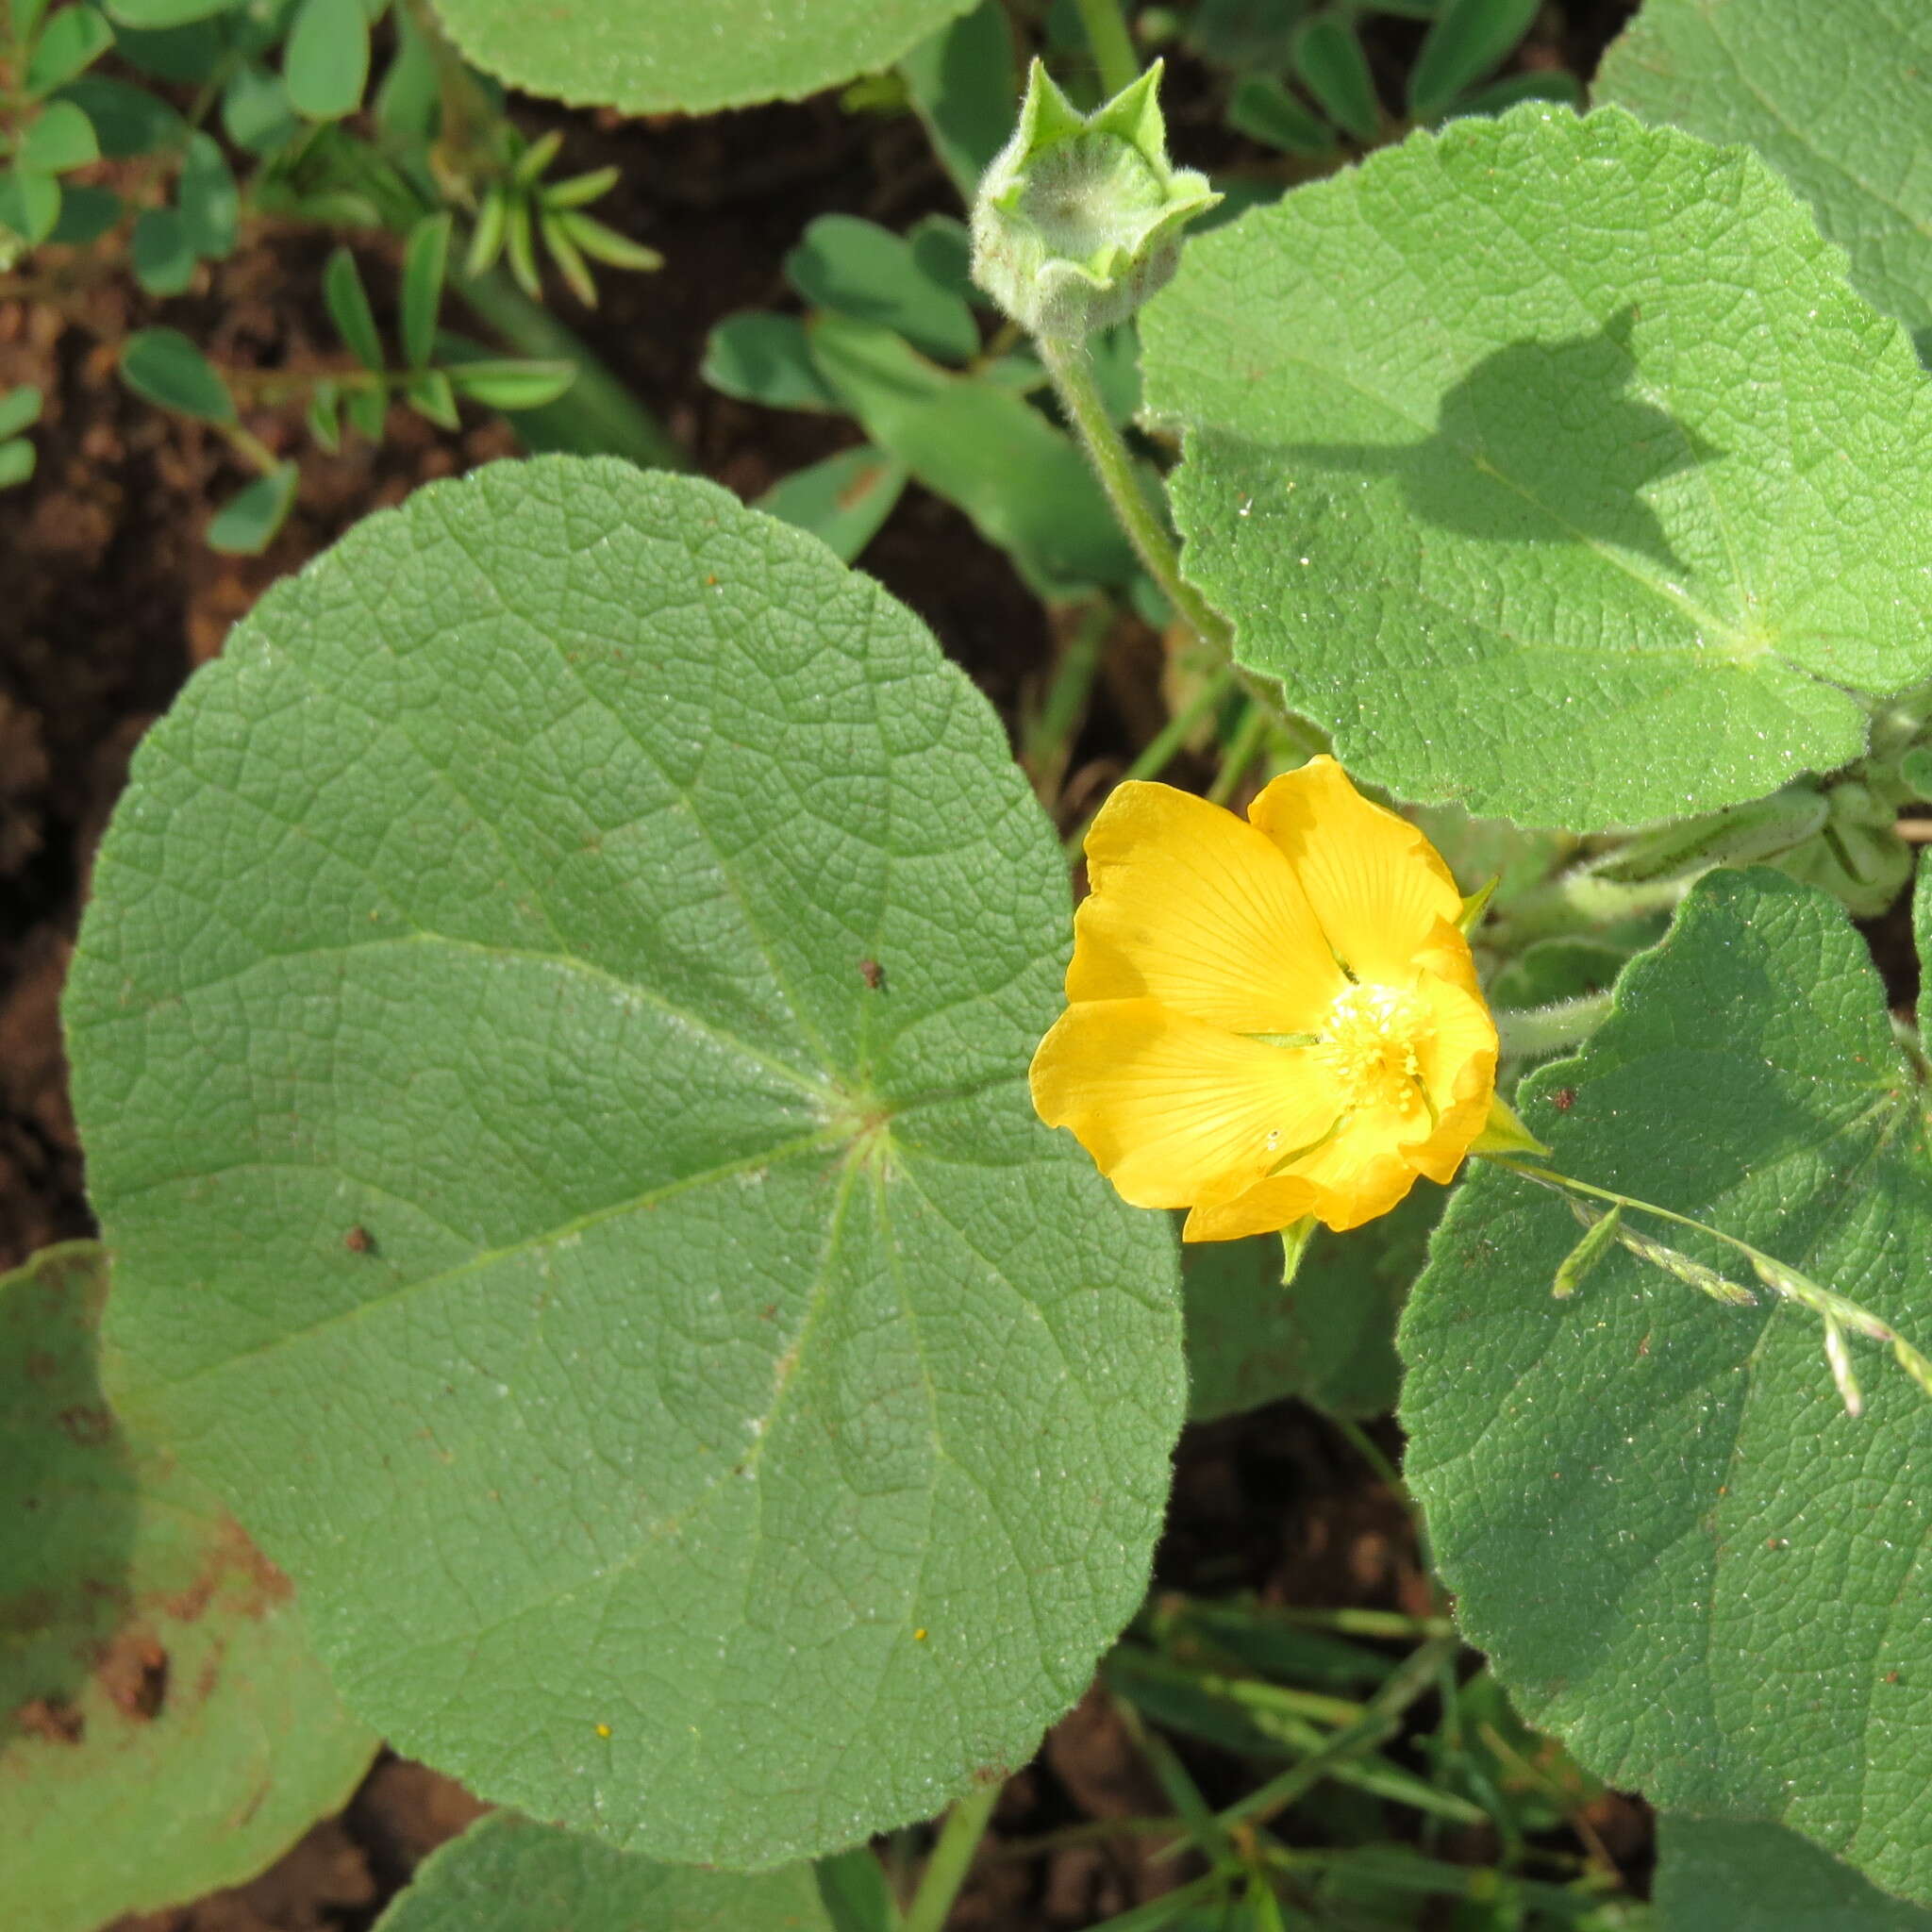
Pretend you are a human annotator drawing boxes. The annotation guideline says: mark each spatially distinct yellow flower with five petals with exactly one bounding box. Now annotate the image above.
[1030,757,1498,1238]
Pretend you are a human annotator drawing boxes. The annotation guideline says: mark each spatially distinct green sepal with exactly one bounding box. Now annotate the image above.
[1468,1093,1549,1158]
[1280,1215,1316,1286]
[1457,874,1498,935]
[970,58,1220,339]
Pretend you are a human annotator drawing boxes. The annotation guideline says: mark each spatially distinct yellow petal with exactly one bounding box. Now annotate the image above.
[1280,1109,1428,1232]
[1407,965,1499,1183]
[1248,758,1463,986]
[1070,780,1343,1036]
[1030,997,1343,1211]
[1183,1177,1321,1241]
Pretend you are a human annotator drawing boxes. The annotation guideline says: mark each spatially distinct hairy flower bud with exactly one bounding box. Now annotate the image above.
[971,59,1220,341]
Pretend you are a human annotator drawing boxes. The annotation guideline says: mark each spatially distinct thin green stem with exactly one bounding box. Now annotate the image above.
[902,1778,1003,1932]
[1071,0,1141,96]
[1494,990,1613,1059]
[1037,332,1231,658]
[1206,699,1271,807]
[1023,598,1112,799]
[1064,663,1235,857]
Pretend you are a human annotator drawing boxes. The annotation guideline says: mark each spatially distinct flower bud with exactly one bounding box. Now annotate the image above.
[971,58,1221,341]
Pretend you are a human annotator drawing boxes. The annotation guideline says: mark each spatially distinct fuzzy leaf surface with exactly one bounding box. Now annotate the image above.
[374,1812,835,1930]
[1402,870,1932,1901]
[1141,107,1932,828]
[427,0,975,114]
[1,1243,375,1932]
[1656,1817,1932,1931]
[1598,0,1932,351]
[65,457,1183,1869]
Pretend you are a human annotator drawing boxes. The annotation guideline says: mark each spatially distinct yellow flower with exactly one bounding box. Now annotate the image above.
[1030,757,1498,1238]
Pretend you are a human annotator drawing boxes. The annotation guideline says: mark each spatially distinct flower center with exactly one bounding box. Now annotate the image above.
[1315,983,1432,1115]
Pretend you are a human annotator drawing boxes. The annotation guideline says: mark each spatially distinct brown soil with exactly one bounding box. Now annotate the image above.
[2,8,1663,1927]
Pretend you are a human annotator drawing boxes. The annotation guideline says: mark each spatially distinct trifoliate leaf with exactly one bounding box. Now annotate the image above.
[65,457,1184,1869]
[1,1243,376,1932]
[1141,106,1932,829]
[1402,869,1932,1904]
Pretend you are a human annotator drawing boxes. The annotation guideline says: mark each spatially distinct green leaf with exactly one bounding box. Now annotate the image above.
[0,436,37,486]
[47,180,119,242]
[0,164,61,243]
[106,0,241,22]
[114,17,227,80]
[178,128,238,258]
[20,98,100,171]
[66,457,1184,1867]
[324,244,385,370]
[119,325,235,421]
[306,377,341,452]
[1597,0,1932,347]
[786,213,980,365]
[441,356,577,411]
[131,204,194,293]
[1226,75,1334,158]
[0,1243,376,1932]
[343,380,386,440]
[1141,106,1932,829]
[814,1845,900,1932]
[1182,1186,1436,1424]
[207,461,298,553]
[1655,1817,1932,1932]
[1186,0,1310,72]
[404,366,460,428]
[1406,0,1538,120]
[897,0,1016,200]
[222,59,299,152]
[284,0,368,120]
[907,212,975,305]
[401,210,452,370]
[757,443,908,564]
[0,383,42,438]
[808,312,1138,598]
[428,0,977,114]
[703,311,844,412]
[56,75,182,153]
[25,5,114,94]
[1290,16,1376,143]
[375,1811,836,1931]
[1402,868,1932,1905]
[375,0,441,139]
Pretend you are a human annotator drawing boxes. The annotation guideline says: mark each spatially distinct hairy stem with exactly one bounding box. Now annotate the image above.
[1493,990,1614,1059]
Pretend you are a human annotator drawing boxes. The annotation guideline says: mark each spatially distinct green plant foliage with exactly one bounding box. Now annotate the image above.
[19,98,100,171]
[426,0,979,115]
[0,1242,376,1932]
[1183,1186,1437,1423]
[1407,0,1540,120]
[1141,106,1932,829]
[898,0,1015,200]
[131,205,194,291]
[757,444,909,563]
[1597,0,1932,350]
[208,460,298,554]
[1402,868,1932,1904]
[704,312,846,412]
[105,0,238,23]
[1291,15,1377,142]
[119,325,234,421]
[786,213,981,364]
[1656,1817,1932,1931]
[284,0,368,121]
[25,6,116,96]
[66,457,1184,1869]
[58,73,183,153]
[375,1811,837,1931]
[809,312,1138,597]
